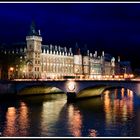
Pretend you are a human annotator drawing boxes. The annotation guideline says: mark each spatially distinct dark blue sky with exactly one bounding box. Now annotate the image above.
[0,3,140,68]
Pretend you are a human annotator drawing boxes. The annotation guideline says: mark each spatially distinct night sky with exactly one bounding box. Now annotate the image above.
[0,3,140,69]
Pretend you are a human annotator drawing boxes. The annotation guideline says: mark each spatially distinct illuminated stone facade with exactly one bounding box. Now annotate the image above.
[25,24,116,79]
[1,22,132,80]
[40,45,74,79]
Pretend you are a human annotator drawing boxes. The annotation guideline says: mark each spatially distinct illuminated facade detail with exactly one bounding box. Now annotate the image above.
[83,55,90,75]
[90,53,102,76]
[74,54,82,75]
[40,47,74,79]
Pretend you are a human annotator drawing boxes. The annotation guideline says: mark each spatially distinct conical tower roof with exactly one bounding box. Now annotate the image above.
[28,20,39,36]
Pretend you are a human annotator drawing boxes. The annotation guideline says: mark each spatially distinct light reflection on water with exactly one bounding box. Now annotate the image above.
[0,88,139,137]
[3,107,17,137]
[103,88,134,136]
[67,104,82,137]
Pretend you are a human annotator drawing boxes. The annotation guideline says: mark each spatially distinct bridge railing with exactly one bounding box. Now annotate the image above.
[11,78,136,82]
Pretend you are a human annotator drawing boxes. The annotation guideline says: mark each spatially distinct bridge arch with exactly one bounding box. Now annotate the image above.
[16,83,66,96]
[75,83,138,99]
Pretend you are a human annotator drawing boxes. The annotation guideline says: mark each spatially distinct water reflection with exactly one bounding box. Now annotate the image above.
[0,88,139,137]
[3,107,17,136]
[88,129,98,137]
[103,88,134,136]
[18,102,29,136]
[40,94,67,136]
[69,96,104,137]
[67,104,82,137]
[2,102,29,137]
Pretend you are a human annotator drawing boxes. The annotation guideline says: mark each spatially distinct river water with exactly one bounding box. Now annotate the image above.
[0,88,140,137]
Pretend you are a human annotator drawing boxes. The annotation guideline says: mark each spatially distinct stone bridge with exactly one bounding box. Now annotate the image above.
[0,79,140,101]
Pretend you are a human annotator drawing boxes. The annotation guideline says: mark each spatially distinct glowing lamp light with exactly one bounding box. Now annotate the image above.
[129,74,134,78]
[67,81,76,92]
[10,67,14,71]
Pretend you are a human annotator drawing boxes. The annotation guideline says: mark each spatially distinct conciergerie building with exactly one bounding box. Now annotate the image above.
[0,22,132,80]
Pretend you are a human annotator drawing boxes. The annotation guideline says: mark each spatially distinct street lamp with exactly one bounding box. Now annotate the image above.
[10,67,14,71]
[9,67,14,80]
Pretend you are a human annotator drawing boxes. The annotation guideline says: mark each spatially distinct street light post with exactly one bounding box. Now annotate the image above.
[9,67,14,80]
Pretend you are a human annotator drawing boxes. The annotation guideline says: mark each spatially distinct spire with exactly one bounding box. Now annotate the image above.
[118,56,120,62]
[102,51,104,57]
[28,20,39,36]
[94,51,97,57]
[38,30,41,36]
[87,50,89,56]
[83,44,88,56]
[74,42,81,55]
[77,48,81,55]
[76,42,78,46]
[75,42,79,50]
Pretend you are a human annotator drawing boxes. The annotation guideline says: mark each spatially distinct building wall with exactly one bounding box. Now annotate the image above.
[74,55,83,75]
[41,53,74,79]
[83,56,90,75]
[90,58,102,75]
[104,61,112,75]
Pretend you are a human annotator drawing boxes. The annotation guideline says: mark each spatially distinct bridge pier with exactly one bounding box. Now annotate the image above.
[66,92,77,102]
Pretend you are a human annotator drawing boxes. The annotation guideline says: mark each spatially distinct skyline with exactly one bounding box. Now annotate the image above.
[0,2,139,68]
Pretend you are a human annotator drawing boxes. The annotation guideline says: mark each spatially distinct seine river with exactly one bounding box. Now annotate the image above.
[0,88,140,137]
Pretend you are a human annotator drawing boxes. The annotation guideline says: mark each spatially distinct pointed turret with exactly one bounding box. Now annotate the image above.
[77,48,81,55]
[118,56,120,62]
[83,44,88,56]
[74,42,79,55]
[102,51,104,57]
[75,42,78,49]
[74,42,81,55]
[28,21,39,36]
